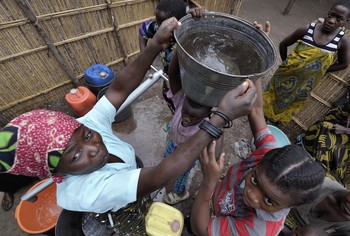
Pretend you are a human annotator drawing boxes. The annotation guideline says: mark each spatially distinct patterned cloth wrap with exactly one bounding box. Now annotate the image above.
[263,22,344,125]
[0,109,81,182]
[164,139,196,193]
[303,106,350,189]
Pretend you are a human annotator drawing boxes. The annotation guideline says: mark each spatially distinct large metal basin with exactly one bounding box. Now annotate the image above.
[174,12,277,106]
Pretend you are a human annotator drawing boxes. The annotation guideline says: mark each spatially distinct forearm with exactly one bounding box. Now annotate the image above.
[342,127,350,135]
[109,42,161,94]
[279,43,288,61]
[191,183,213,236]
[248,79,266,134]
[168,50,182,94]
[139,35,147,52]
[163,115,225,173]
[138,115,225,197]
[158,116,225,181]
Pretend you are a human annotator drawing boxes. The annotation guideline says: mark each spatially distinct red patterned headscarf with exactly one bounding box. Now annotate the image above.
[0,109,81,183]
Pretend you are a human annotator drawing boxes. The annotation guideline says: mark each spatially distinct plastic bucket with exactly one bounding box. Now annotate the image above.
[97,86,133,123]
[267,125,291,147]
[84,64,115,96]
[174,12,277,106]
[55,210,84,236]
[15,179,62,234]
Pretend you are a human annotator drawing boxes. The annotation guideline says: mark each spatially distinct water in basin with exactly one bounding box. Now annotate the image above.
[180,27,265,76]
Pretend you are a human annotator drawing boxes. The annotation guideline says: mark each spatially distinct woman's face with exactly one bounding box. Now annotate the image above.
[243,164,293,212]
[57,125,109,175]
[323,5,349,32]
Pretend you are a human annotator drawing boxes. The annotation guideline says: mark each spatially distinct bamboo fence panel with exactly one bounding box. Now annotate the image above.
[190,0,241,15]
[0,0,155,125]
[0,0,234,126]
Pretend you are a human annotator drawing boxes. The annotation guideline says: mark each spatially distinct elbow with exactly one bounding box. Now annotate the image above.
[190,218,209,236]
[191,227,208,236]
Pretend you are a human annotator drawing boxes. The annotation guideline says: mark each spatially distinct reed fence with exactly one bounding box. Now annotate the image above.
[0,0,241,126]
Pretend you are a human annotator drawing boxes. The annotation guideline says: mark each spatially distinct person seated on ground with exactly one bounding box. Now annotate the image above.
[162,48,223,205]
[263,0,350,126]
[139,0,203,114]
[280,177,350,236]
[0,18,256,235]
[190,78,326,236]
[301,102,350,189]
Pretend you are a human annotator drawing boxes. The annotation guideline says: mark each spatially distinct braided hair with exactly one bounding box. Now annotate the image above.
[156,0,187,21]
[259,145,325,206]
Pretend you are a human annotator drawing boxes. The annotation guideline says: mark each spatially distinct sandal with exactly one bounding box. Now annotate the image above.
[233,138,254,159]
[1,192,14,211]
[163,191,190,205]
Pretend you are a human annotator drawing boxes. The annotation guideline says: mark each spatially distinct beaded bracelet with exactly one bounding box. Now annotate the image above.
[199,120,223,139]
[210,111,233,128]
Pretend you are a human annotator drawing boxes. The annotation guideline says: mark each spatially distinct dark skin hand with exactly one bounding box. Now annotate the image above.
[253,20,271,36]
[137,79,257,199]
[139,6,206,53]
[332,123,350,134]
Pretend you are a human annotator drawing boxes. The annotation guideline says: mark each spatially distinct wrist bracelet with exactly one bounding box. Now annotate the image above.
[210,111,233,128]
[199,120,223,139]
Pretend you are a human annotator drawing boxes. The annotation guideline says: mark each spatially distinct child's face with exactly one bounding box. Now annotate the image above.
[181,99,210,127]
[323,5,350,32]
[57,125,109,175]
[243,164,293,212]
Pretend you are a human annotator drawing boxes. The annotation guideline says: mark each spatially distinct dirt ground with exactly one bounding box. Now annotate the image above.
[0,0,337,235]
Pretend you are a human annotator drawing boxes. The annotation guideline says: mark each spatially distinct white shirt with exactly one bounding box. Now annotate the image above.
[57,96,141,213]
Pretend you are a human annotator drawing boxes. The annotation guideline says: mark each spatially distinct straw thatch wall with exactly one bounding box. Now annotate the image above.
[0,0,239,126]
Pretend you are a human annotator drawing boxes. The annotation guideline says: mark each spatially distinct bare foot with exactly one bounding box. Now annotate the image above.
[1,192,14,211]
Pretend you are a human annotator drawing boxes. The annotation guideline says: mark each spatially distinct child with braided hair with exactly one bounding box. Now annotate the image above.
[190,78,327,236]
